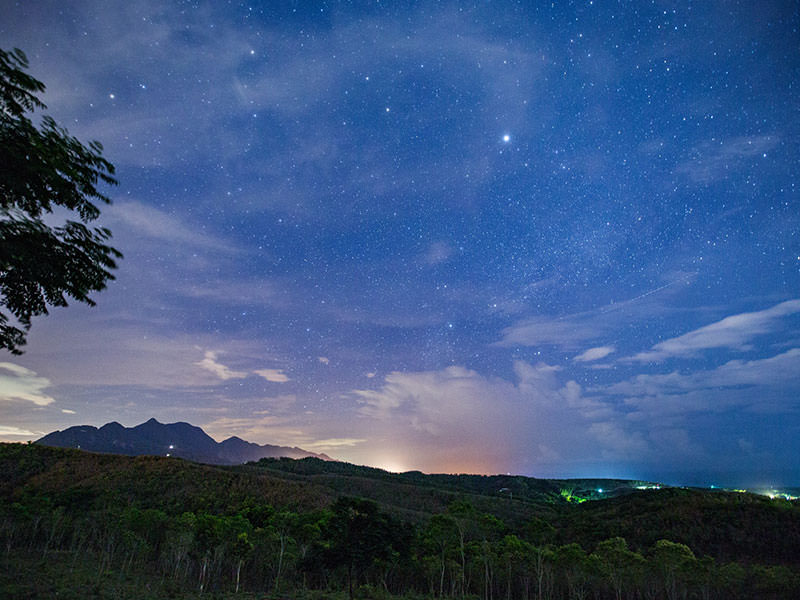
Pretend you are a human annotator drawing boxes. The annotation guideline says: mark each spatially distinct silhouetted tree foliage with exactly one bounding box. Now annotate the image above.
[313,497,410,598]
[0,47,120,353]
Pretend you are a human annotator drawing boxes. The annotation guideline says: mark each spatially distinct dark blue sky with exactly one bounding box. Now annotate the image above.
[2,0,798,486]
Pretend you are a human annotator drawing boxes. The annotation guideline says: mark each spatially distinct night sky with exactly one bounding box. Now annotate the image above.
[2,1,799,487]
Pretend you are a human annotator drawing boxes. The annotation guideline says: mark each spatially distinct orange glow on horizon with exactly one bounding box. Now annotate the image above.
[369,455,505,476]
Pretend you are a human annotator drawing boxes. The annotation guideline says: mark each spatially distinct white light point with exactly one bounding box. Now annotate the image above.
[502,134,510,143]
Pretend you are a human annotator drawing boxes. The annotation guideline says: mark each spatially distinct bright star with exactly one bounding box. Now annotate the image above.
[502,134,510,142]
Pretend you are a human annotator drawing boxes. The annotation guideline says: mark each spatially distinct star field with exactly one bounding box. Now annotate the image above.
[1,0,798,486]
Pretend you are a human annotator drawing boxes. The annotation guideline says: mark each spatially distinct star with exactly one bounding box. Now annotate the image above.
[502,134,510,143]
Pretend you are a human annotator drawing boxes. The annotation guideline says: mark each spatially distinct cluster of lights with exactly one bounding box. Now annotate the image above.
[759,489,799,501]
[710,485,798,501]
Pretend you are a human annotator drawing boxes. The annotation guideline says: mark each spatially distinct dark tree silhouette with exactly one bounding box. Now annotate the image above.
[320,497,408,599]
[0,47,121,353]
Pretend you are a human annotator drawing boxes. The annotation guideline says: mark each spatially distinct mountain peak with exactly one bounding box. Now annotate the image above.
[36,419,331,465]
[222,436,247,443]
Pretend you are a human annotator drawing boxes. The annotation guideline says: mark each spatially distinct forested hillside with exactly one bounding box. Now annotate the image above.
[1,443,798,599]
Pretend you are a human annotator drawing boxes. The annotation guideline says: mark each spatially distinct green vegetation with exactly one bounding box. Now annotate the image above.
[1,443,798,599]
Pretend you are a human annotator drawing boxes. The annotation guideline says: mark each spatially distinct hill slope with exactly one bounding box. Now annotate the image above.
[1,443,798,599]
[3,442,798,564]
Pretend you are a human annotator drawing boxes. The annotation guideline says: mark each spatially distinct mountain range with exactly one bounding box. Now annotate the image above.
[35,418,331,465]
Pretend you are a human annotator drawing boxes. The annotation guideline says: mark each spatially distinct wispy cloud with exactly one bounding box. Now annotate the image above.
[17,330,264,389]
[495,313,604,349]
[13,1,256,169]
[201,415,301,445]
[0,363,55,406]
[303,438,366,450]
[630,299,800,362]
[574,346,616,362]
[0,425,43,437]
[194,351,248,381]
[254,369,290,383]
[423,241,454,266]
[201,412,366,456]
[676,135,779,184]
[198,351,291,383]
[609,348,800,401]
[495,276,692,349]
[179,279,278,306]
[105,200,236,253]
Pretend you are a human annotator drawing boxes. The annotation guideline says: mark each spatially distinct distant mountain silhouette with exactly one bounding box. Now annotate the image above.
[36,418,331,464]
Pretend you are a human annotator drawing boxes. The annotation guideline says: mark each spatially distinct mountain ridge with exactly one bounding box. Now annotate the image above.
[35,418,331,465]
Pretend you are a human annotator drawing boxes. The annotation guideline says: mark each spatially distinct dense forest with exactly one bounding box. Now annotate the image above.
[1,443,798,599]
